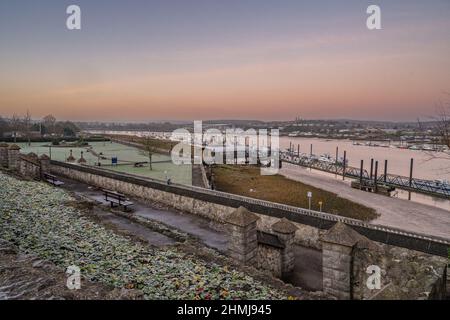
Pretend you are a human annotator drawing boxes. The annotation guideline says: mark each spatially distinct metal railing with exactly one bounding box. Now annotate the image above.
[281,152,450,199]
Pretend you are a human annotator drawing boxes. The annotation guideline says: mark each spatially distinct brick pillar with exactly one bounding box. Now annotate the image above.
[0,143,8,168]
[321,222,365,300]
[271,218,298,276]
[7,144,21,171]
[224,206,259,265]
[39,154,51,178]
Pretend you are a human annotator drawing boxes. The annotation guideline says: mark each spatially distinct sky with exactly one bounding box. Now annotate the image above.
[0,0,450,122]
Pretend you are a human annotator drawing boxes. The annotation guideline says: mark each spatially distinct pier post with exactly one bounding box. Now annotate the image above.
[408,158,414,200]
[369,158,374,180]
[310,144,313,157]
[335,147,339,164]
[297,144,300,156]
[374,161,378,193]
[384,160,388,182]
[335,146,339,178]
[359,160,364,189]
[342,151,347,181]
[289,142,292,153]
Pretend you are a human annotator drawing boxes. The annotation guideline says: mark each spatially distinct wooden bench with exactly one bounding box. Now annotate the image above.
[134,162,147,167]
[102,189,134,212]
[43,173,65,187]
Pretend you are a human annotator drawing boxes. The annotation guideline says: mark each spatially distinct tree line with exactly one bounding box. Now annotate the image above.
[0,112,80,144]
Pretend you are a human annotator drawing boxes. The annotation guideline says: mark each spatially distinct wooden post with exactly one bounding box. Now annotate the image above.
[335,146,339,164]
[384,159,388,182]
[335,146,339,178]
[374,161,378,193]
[342,151,346,181]
[359,160,364,189]
[310,144,313,157]
[297,144,300,156]
[408,158,413,200]
[289,142,292,153]
[369,158,374,180]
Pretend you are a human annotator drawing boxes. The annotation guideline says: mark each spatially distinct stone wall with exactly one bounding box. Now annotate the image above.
[18,154,41,180]
[256,244,282,278]
[0,145,52,181]
[224,207,297,279]
[49,161,450,258]
[321,222,448,300]
[50,162,323,249]
[352,243,448,300]
[0,143,9,167]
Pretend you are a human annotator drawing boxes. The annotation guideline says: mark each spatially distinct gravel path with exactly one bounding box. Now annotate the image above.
[280,163,450,239]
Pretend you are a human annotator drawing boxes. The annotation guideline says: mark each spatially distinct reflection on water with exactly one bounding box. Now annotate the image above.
[280,137,449,181]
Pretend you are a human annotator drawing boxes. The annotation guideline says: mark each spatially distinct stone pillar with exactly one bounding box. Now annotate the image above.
[0,143,8,168]
[271,218,298,276]
[321,222,365,300]
[39,154,51,178]
[7,144,21,171]
[224,206,259,265]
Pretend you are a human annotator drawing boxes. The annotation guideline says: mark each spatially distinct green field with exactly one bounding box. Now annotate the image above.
[16,141,192,185]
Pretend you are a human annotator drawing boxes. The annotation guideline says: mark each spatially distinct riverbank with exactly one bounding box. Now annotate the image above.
[0,172,288,300]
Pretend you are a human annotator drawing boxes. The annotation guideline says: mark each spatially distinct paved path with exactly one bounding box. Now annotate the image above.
[59,177,228,252]
[281,163,450,239]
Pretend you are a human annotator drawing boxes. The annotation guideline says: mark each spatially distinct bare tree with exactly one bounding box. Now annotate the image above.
[43,114,56,135]
[0,116,9,139]
[139,131,159,171]
[23,109,32,146]
[434,101,450,149]
[10,113,21,143]
[423,95,450,173]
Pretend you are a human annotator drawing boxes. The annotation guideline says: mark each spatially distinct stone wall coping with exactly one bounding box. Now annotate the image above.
[19,154,40,166]
[321,222,368,247]
[8,144,21,150]
[225,206,259,227]
[49,160,450,257]
[272,218,298,234]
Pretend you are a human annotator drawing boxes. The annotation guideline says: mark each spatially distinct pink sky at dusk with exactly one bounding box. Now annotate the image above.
[1,1,449,121]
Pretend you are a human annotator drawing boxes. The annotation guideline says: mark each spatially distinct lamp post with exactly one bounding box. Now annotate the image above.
[307,191,312,210]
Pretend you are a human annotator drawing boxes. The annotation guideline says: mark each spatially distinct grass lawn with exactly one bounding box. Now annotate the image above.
[16,141,192,185]
[212,165,379,221]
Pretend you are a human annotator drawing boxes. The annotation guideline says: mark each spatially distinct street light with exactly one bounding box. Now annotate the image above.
[307,191,312,210]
